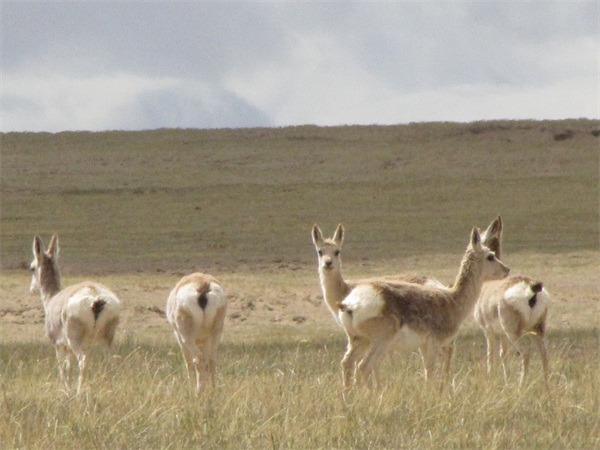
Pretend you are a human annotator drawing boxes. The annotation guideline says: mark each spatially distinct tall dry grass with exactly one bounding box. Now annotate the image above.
[1,331,597,449]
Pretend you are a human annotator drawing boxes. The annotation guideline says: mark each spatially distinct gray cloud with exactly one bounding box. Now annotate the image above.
[2,2,597,132]
[122,85,272,130]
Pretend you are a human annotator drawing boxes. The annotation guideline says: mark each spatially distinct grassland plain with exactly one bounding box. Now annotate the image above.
[0,119,599,449]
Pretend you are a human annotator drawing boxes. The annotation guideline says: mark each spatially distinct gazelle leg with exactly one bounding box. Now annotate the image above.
[102,317,119,371]
[205,309,225,389]
[442,344,454,378]
[55,345,72,391]
[204,335,222,388]
[499,335,510,384]
[66,318,87,395]
[178,339,198,391]
[341,336,368,390]
[484,331,498,375]
[419,342,440,383]
[189,345,204,394]
[536,335,550,386]
[420,342,446,392]
[174,312,204,393]
[519,345,530,387]
[68,341,87,395]
[357,337,392,389]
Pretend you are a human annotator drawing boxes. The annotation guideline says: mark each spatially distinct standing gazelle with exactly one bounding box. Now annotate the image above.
[475,216,551,385]
[29,234,121,394]
[166,273,227,393]
[312,223,451,386]
[312,224,447,321]
[311,224,351,325]
[338,227,509,390]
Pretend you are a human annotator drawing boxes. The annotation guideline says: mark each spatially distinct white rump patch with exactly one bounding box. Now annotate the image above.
[66,284,120,326]
[530,287,550,324]
[504,281,550,324]
[176,282,226,326]
[504,281,533,305]
[339,284,385,326]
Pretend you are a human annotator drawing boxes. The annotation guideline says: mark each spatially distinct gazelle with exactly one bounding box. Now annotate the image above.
[475,216,551,385]
[166,273,227,393]
[311,224,445,324]
[312,224,450,386]
[29,234,121,394]
[338,227,509,390]
[311,224,351,325]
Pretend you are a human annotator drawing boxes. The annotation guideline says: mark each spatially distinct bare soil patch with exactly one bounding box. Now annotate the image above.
[2,252,597,346]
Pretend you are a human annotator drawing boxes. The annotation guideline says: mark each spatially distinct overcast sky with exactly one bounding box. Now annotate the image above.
[2,2,598,132]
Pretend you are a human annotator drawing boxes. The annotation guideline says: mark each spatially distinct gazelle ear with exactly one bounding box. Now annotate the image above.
[47,234,59,259]
[480,216,503,257]
[33,235,44,261]
[312,224,324,246]
[333,224,344,247]
[495,215,503,233]
[470,226,481,249]
[486,216,503,238]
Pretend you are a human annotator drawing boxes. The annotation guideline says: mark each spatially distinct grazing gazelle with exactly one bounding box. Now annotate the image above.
[29,234,121,394]
[475,216,551,385]
[338,227,509,390]
[166,273,227,392]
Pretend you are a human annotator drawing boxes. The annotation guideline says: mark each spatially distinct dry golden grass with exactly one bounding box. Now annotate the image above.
[1,329,598,449]
[1,251,598,449]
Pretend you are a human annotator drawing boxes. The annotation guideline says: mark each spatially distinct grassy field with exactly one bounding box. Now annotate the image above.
[0,331,598,449]
[1,119,598,448]
[1,119,597,272]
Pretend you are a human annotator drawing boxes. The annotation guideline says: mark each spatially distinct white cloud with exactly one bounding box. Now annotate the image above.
[224,31,598,127]
[225,32,363,122]
[363,78,598,125]
[1,71,270,132]
[525,36,598,81]
[2,72,176,131]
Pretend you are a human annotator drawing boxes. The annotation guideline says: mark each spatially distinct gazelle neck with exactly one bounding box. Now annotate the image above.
[319,267,350,313]
[39,264,62,302]
[450,250,484,317]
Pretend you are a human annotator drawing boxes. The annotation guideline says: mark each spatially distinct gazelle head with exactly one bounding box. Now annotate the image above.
[480,215,503,260]
[30,234,60,296]
[468,226,510,282]
[311,224,344,273]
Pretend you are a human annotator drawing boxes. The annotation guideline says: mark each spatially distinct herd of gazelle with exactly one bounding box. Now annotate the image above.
[312,217,550,389]
[29,216,550,394]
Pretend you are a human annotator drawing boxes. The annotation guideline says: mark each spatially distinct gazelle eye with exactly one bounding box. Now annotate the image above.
[487,254,495,261]
[334,250,340,256]
[318,250,323,257]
